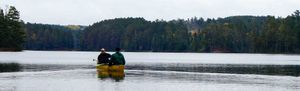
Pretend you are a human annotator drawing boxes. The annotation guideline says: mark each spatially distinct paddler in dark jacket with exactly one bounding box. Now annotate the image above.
[97,48,111,64]
[110,48,126,65]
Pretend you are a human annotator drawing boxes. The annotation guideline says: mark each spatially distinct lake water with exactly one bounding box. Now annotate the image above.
[0,51,300,91]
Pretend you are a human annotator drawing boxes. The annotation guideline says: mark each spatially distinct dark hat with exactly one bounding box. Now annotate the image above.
[115,48,121,52]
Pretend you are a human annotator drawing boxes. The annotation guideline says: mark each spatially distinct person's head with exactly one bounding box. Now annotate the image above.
[115,48,121,52]
[100,48,106,53]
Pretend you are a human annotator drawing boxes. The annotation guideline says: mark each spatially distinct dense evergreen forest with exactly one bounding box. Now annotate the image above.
[0,6,299,53]
[24,23,84,50]
[80,11,300,53]
[0,6,25,51]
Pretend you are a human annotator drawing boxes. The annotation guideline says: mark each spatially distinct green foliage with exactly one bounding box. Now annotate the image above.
[0,6,25,51]
[80,18,189,51]
[24,23,82,50]
[22,10,300,53]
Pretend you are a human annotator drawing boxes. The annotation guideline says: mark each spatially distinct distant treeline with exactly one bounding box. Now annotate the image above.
[80,10,300,53]
[1,6,299,53]
[24,23,84,50]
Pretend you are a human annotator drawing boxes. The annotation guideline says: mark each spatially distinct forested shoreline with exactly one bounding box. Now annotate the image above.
[24,23,85,50]
[79,12,300,53]
[1,6,299,53]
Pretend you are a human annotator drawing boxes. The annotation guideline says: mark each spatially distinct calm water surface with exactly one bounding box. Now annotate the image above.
[0,51,299,91]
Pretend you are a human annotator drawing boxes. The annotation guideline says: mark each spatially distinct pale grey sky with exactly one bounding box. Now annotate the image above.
[0,0,299,25]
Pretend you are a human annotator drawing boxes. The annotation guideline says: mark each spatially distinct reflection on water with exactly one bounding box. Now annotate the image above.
[126,63,300,76]
[0,69,299,91]
[4,63,299,76]
[20,64,93,72]
[0,63,21,72]
[1,51,300,91]
[97,70,125,82]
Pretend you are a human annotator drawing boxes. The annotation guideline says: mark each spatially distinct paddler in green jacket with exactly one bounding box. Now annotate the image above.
[110,48,126,65]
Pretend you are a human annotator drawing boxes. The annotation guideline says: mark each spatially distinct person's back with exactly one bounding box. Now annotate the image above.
[97,48,111,64]
[110,48,126,65]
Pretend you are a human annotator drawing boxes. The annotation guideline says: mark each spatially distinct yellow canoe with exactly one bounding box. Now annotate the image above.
[97,70,125,80]
[96,64,125,72]
[97,64,125,80]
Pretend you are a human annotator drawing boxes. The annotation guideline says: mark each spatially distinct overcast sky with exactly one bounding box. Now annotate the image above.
[0,0,299,25]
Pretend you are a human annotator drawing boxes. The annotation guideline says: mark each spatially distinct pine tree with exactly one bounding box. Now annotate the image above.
[0,8,5,48]
[0,6,25,51]
[6,6,20,21]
